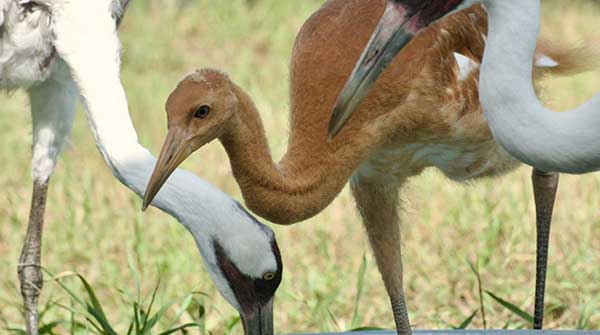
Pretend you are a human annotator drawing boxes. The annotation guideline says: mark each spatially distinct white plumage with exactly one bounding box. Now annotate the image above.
[1,1,281,334]
[0,0,54,89]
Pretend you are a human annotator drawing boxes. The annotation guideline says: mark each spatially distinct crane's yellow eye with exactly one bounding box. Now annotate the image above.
[263,272,276,281]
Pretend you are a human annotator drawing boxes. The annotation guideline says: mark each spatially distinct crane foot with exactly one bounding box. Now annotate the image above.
[391,295,412,335]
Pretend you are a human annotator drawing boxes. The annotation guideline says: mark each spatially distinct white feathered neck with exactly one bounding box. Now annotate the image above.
[479,0,600,173]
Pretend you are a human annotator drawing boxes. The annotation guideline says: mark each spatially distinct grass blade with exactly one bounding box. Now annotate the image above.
[225,315,240,333]
[577,300,596,330]
[144,300,176,333]
[351,253,368,329]
[140,277,161,334]
[485,290,534,324]
[47,272,85,307]
[76,274,119,335]
[83,316,104,335]
[133,302,141,335]
[126,314,134,335]
[467,259,487,329]
[327,307,341,332]
[350,326,385,331]
[50,275,104,334]
[157,323,199,335]
[167,294,194,329]
[453,309,478,329]
[38,321,61,334]
[37,300,57,322]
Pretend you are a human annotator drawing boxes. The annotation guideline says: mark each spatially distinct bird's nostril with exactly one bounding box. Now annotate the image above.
[364,49,380,65]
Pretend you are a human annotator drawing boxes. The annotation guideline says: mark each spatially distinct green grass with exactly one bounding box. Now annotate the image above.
[1,0,600,333]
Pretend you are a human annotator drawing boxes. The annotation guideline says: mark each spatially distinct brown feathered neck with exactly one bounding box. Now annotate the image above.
[218,80,359,224]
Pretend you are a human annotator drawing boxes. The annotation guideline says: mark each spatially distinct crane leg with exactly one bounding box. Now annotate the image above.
[351,175,410,335]
[18,73,77,335]
[18,180,50,335]
[531,168,559,330]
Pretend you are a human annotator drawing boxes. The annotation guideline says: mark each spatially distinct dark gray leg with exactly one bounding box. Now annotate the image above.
[531,169,559,329]
[18,180,50,335]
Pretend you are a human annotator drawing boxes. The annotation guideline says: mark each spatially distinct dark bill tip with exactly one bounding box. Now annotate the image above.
[241,299,274,335]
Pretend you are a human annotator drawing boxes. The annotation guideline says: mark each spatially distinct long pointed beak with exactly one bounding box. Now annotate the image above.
[142,128,192,210]
[328,2,417,141]
[241,299,274,335]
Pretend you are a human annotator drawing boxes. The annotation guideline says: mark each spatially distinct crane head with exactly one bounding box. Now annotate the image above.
[328,0,478,140]
[190,201,283,335]
[143,69,241,209]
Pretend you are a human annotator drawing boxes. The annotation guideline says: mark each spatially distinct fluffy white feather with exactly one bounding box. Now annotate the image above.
[0,0,55,89]
[453,52,479,81]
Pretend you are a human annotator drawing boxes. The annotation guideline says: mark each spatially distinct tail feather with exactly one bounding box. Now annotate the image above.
[534,39,600,77]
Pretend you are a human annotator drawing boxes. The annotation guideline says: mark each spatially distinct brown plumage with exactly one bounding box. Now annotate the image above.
[143,1,584,333]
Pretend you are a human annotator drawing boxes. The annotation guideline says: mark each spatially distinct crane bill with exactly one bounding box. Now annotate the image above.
[143,127,193,210]
[328,2,416,141]
[241,298,274,335]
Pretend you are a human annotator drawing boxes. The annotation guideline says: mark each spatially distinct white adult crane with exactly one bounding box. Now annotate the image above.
[1,1,281,334]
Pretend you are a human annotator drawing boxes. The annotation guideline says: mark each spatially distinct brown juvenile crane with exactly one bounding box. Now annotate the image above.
[143,1,584,334]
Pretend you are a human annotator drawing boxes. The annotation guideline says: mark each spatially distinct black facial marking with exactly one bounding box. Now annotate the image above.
[255,240,283,304]
[213,239,282,315]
